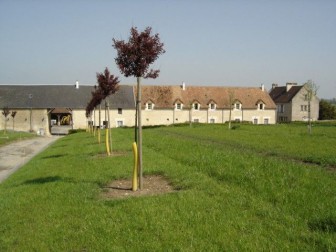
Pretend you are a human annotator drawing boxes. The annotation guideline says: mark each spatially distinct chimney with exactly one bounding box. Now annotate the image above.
[260,84,265,91]
[75,80,79,89]
[272,83,278,89]
[181,81,186,91]
[286,82,297,92]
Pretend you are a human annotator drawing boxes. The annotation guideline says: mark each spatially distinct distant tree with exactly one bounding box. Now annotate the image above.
[303,80,319,134]
[2,107,10,135]
[112,26,165,190]
[319,99,336,120]
[96,68,120,155]
[86,87,103,136]
[189,102,193,127]
[11,111,17,131]
[228,90,235,130]
[94,85,101,144]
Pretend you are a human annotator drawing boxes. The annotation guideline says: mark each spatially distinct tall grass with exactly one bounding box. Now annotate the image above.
[0,124,335,251]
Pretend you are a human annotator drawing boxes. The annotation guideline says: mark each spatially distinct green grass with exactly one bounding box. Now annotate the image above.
[0,130,36,146]
[0,124,335,251]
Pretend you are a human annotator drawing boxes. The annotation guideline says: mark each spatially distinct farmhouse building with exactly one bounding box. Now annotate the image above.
[0,84,134,135]
[0,83,277,134]
[140,84,276,125]
[269,83,319,122]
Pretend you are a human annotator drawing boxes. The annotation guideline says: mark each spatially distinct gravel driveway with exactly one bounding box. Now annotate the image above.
[0,136,61,183]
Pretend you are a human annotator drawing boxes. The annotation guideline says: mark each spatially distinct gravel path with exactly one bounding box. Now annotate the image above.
[0,136,61,183]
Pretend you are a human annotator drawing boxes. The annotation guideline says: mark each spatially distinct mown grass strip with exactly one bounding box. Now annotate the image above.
[0,125,335,251]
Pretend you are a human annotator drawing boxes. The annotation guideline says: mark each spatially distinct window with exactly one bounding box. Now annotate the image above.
[301,105,308,111]
[210,118,215,123]
[118,108,122,114]
[193,103,200,110]
[253,118,258,124]
[194,118,199,123]
[264,118,269,124]
[175,103,183,110]
[209,103,216,110]
[146,102,154,110]
[117,120,123,127]
[278,104,284,113]
[259,103,264,110]
[279,116,288,122]
[234,103,241,110]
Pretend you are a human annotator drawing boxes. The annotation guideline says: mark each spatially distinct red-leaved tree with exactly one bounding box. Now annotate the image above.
[112,26,165,189]
[96,68,119,155]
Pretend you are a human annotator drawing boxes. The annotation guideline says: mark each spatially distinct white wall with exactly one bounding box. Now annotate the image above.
[0,109,50,134]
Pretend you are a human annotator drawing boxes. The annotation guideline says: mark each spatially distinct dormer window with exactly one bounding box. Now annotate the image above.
[146,101,154,110]
[208,101,216,111]
[175,102,183,110]
[193,102,200,110]
[256,100,265,110]
[234,102,241,110]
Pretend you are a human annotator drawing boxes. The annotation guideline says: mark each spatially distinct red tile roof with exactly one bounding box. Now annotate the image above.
[139,85,276,109]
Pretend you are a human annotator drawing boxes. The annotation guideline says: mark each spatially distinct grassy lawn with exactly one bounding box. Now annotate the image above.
[0,124,335,251]
[0,130,36,146]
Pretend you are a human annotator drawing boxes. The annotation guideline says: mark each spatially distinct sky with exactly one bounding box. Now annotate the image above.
[0,0,335,99]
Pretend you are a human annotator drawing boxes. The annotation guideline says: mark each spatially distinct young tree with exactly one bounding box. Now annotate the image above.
[2,107,10,135]
[189,102,193,128]
[96,68,120,155]
[86,89,103,135]
[303,80,319,134]
[228,90,235,130]
[113,27,165,190]
[11,111,17,131]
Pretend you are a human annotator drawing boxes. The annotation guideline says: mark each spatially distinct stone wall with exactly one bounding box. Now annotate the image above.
[291,88,319,121]
[1,106,277,134]
[0,109,50,135]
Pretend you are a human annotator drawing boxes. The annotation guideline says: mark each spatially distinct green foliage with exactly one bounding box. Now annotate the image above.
[0,125,335,251]
[319,99,336,120]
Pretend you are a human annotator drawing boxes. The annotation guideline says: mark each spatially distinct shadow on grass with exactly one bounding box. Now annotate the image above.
[41,154,67,159]
[52,144,67,148]
[23,176,63,184]
[22,176,99,186]
[308,217,336,233]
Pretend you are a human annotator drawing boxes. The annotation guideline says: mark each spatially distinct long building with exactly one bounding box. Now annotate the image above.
[0,83,277,134]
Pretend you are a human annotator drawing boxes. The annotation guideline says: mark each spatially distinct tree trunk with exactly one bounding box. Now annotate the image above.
[4,118,7,135]
[107,101,112,153]
[308,98,312,134]
[135,100,138,143]
[93,108,96,136]
[137,77,143,190]
[98,104,101,143]
[189,107,192,127]
[229,107,232,130]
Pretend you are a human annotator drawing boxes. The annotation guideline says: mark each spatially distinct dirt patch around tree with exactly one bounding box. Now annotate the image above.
[101,175,176,199]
